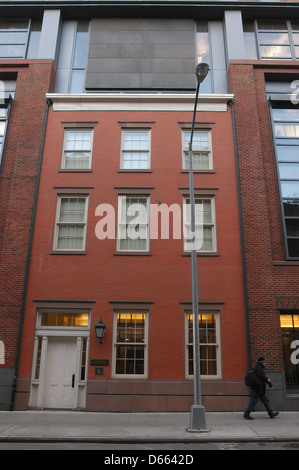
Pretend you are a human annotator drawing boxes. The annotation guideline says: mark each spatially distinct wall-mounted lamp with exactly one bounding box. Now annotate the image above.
[95,318,106,344]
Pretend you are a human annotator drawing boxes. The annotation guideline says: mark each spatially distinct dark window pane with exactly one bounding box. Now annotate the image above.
[258,20,287,30]
[287,238,299,257]
[283,199,299,217]
[286,219,299,236]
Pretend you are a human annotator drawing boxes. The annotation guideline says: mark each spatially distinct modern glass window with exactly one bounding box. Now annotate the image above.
[61,129,93,169]
[182,130,213,171]
[280,313,299,391]
[185,311,221,378]
[113,311,148,377]
[120,129,151,170]
[53,195,89,251]
[0,20,41,59]
[243,22,258,59]
[117,195,150,252]
[272,106,299,258]
[244,20,299,61]
[26,21,42,59]
[69,21,89,93]
[196,22,212,93]
[183,196,216,252]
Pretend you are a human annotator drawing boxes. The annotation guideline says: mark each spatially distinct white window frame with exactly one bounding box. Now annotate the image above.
[112,310,149,379]
[120,129,151,170]
[61,128,94,170]
[183,196,217,252]
[185,310,221,379]
[116,195,150,252]
[53,194,89,252]
[182,129,213,171]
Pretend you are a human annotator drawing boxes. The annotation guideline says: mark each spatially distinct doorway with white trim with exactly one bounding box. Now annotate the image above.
[29,309,90,410]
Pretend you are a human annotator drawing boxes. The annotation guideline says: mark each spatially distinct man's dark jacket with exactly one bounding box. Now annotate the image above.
[251,362,271,394]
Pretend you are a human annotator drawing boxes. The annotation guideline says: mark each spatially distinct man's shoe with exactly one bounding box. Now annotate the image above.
[269,411,279,419]
[243,414,254,420]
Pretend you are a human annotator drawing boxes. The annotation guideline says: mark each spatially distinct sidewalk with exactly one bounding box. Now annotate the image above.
[0,411,299,443]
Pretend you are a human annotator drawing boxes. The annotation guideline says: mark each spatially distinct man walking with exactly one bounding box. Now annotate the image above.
[243,356,279,420]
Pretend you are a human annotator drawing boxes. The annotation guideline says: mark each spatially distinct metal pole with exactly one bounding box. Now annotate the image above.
[187,80,209,433]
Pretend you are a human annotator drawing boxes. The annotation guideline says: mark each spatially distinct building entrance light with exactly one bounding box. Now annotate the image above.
[95,318,106,344]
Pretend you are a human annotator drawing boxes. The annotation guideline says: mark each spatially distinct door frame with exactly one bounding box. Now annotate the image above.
[29,309,91,410]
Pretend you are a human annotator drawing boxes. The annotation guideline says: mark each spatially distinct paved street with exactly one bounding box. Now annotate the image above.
[0,441,299,450]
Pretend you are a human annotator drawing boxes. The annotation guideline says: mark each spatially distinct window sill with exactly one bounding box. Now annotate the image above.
[50,250,87,255]
[182,251,220,257]
[117,169,152,173]
[58,169,92,173]
[114,251,151,256]
[273,261,299,266]
[181,170,215,174]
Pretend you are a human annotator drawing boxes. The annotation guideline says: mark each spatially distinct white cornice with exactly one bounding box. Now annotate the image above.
[46,93,234,112]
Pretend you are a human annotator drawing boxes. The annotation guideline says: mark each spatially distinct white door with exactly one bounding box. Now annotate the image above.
[44,337,77,409]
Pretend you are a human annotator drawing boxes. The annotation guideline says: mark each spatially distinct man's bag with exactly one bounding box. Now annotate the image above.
[244,370,256,387]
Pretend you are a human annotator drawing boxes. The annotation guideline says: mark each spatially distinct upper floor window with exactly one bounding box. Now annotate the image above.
[182,129,213,171]
[0,19,41,59]
[244,20,299,61]
[196,22,212,93]
[61,129,93,170]
[271,105,299,258]
[69,21,89,93]
[117,195,150,253]
[183,196,217,253]
[53,195,89,252]
[120,129,151,170]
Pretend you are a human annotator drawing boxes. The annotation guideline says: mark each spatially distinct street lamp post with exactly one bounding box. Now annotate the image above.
[187,63,209,433]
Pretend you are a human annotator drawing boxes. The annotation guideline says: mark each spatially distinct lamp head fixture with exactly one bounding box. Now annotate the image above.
[195,63,209,84]
[95,318,106,344]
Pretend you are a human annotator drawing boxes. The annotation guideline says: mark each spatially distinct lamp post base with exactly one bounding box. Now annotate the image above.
[187,405,209,433]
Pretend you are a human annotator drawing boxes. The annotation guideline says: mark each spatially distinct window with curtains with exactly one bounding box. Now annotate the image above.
[182,129,213,171]
[183,196,216,252]
[112,311,148,377]
[61,129,93,170]
[120,129,151,170]
[53,195,89,251]
[185,311,221,378]
[117,195,150,252]
[271,106,299,258]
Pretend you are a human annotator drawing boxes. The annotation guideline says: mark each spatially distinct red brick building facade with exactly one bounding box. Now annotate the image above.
[14,93,249,411]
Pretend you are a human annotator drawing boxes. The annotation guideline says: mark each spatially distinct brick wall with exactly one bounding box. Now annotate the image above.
[0,61,55,382]
[228,61,299,372]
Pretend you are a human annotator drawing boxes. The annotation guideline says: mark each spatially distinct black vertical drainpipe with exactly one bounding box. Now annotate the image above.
[229,100,252,370]
[10,98,52,410]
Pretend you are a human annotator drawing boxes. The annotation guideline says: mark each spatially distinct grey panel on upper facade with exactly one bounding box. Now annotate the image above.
[86,18,196,90]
